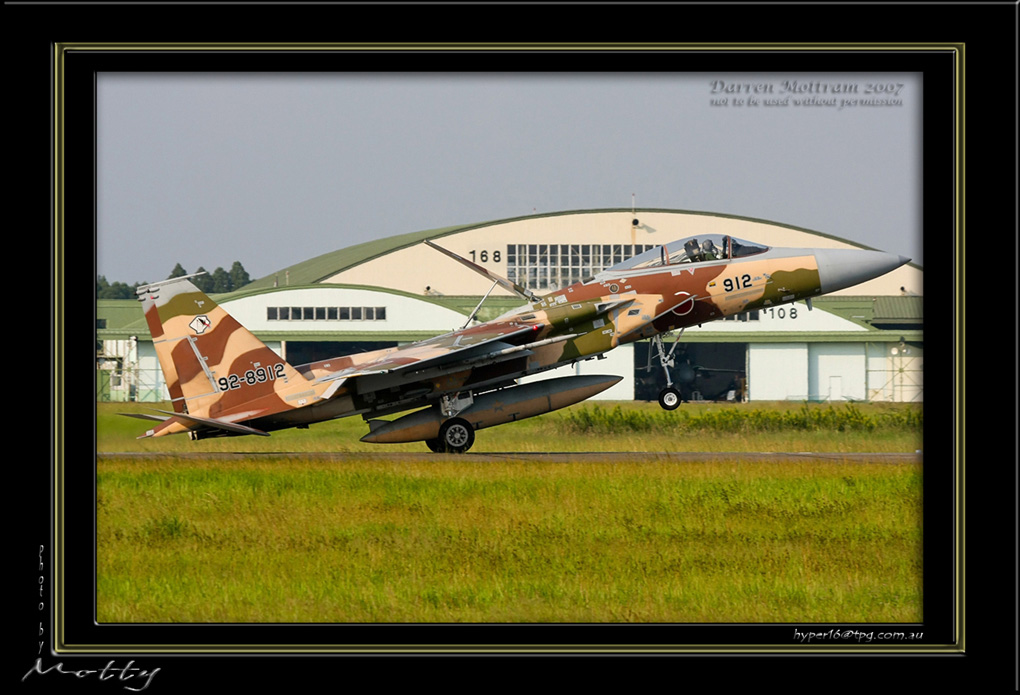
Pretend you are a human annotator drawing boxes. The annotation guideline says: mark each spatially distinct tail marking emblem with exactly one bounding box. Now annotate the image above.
[189,315,212,334]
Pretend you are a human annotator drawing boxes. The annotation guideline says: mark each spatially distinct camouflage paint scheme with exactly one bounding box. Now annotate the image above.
[129,234,907,448]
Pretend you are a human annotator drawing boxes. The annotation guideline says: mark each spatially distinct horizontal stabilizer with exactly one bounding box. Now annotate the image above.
[151,409,271,437]
[118,412,171,423]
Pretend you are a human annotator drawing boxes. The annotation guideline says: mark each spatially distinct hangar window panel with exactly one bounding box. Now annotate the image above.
[339,307,350,321]
[376,307,386,321]
[267,307,278,321]
[500,242,662,291]
[303,307,314,320]
[364,307,375,320]
[351,307,363,320]
[328,307,338,320]
[315,307,326,320]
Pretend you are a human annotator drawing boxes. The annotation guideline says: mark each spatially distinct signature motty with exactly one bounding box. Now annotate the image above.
[22,659,160,692]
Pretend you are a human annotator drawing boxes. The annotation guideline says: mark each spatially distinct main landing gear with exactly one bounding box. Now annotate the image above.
[650,330,684,411]
[426,392,477,453]
[426,417,476,454]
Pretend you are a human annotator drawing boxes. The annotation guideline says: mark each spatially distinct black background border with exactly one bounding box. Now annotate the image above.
[11,0,1016,689]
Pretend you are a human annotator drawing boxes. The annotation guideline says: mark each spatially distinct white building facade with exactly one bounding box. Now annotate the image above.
[97,209,922,404]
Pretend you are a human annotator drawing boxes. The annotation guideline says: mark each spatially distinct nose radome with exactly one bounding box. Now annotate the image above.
[814,249,911,294]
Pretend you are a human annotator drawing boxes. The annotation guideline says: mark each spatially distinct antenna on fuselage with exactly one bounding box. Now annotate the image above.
[424,239,538,303]
[461,280,498,329]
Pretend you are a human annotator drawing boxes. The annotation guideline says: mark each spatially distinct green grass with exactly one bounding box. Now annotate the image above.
[97,456,922,624]
[95,400,923,624]
[562,402,922,433]
[99,400,924,453]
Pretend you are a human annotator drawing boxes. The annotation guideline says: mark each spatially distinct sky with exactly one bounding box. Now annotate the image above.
[96,72,922,285]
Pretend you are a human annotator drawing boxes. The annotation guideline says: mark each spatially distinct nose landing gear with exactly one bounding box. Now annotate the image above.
[658,386,681,410]
[650,330,684,410]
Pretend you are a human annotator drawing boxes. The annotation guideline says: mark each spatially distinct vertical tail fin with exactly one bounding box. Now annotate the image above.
[136,275,304,415]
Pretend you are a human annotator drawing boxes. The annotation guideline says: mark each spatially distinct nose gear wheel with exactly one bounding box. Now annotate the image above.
[658,387,681,410]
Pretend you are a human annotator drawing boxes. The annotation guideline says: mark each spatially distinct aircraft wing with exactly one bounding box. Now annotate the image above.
[311,320,546,398]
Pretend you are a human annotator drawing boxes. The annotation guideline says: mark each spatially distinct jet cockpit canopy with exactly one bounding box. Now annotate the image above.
[605,234,769,272]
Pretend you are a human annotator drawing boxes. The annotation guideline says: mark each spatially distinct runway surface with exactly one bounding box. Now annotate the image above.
[98,451,922,463]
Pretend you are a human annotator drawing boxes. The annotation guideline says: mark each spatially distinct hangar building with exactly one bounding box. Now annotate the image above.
[96,209,923,404]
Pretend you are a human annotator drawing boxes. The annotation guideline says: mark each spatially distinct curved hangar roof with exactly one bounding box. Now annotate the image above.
[247,209,922,298]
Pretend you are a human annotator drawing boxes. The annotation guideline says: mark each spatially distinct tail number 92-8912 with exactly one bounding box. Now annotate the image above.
[218,363,286,392]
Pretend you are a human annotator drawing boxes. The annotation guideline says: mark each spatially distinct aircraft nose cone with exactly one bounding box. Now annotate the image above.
[814,249,911,294]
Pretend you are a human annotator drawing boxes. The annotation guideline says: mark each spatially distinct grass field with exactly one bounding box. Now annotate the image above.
[95,400,923,624]
[99,399,923,453]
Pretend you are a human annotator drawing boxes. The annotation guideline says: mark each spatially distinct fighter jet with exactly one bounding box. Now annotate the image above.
[124,233,909,452]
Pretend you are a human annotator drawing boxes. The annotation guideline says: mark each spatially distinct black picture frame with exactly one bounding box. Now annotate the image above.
[15,1,1015,689]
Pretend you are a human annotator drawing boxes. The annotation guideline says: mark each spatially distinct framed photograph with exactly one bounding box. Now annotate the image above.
[18,2,1011,689]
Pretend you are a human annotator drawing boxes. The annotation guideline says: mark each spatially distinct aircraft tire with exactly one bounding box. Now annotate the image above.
[438,417,475,453]
[424,438,444,453]
[658,387,681,411]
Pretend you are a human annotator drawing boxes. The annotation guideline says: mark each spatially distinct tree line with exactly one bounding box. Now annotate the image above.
[96,261,252,299]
